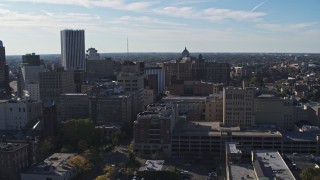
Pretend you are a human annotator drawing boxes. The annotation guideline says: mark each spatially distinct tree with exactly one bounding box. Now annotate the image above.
[68,155,92,173]
[58,119,101,152]
[300,167,320,180]
[95,175,107,180]
[103,165,116,179]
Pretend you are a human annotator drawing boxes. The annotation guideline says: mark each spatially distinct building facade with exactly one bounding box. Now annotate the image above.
[254,95,295,129]
[58,93,89,121]
[134,104,177,155]
[0,40,8,89]
[0,141,29,180]
[0,99,42,130]
[61,29,85,70]
[223,87,255,127]
[39,69,75,103]
[205,96,223,122]
[86,58,114,81]
[26,83,40,101]
[145,67,165,95]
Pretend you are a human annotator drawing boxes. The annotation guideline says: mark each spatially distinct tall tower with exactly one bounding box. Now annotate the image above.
[60,30,85,70]
[0,40,6,88]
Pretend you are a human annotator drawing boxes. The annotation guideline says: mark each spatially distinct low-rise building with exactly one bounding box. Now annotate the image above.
[21,153,78,180]
[252,150,295,180]
[0,141,29,180]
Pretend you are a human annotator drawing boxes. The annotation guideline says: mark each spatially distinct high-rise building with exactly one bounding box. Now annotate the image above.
[145,67,165,94]
[223,87,255,127]
[61,30,85,70]
[86,47,100,60]
[39,68,75,103]
[21,53,44,84]
[22,53,41,66]
[88,83,132,124]
[117,72,144,113]
[86,58,115,81]
[0,40,7,89]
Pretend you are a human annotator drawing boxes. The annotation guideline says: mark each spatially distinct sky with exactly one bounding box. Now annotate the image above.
[0,0,319,55]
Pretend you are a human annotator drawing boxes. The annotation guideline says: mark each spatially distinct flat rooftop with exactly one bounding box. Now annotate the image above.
[61,93,87,96]
[23,153,76,176]
[139,160,164,171]
[173,121,281,137]
[283,131,318,141]
[162,96,208,101]
[0,142,28,152]
[229,164,255,180]
[253,150,295,180]
[226,142,241,154]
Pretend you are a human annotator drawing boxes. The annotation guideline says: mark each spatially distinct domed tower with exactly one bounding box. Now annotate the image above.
[182,47,190,58]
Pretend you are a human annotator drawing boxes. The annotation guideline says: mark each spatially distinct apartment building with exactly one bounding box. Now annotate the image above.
[134,104,177,155]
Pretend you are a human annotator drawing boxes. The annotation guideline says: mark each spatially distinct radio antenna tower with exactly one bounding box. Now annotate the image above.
[126,37,129,56]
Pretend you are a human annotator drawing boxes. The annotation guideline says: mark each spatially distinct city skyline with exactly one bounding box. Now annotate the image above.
[0,0,320,55]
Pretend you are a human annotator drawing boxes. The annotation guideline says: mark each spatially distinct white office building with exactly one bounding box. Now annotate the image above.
[61,29,85,70]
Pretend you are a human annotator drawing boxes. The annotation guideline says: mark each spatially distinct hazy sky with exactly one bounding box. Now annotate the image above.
[0,0,319,55]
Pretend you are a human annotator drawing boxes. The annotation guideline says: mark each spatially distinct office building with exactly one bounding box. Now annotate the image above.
[0,99,42,130]
[58,93,89,121]
[0,40,8,90]
[205,96,223,122]
[121,61,144,75]
[254,94,295,129]
[39,68,75,103]
[223,87,255,127]
[26,83,40,101]
[205,62,230,84]
[168,81,223,96]
[145,67,165,94]
[143,88,155,107]
[134,104,177,155]
[117,72,144,113]
[0,141,29,180]
[162,95,207,121]
[21,53,45,85]
[21,153,78,180]
[89,83,132,124]
[22,53,41,66]
[86,58,115,81]
[86,47,100,60]
[61,29,85,70]
[162,48,230,86]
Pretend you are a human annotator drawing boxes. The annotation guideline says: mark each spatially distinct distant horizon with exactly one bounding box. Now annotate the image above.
[1,0,319,55]
[6,51,320,57]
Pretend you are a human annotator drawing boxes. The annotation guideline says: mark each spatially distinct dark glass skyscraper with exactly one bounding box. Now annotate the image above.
[60,30,85,70]
[0,40,6,88]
